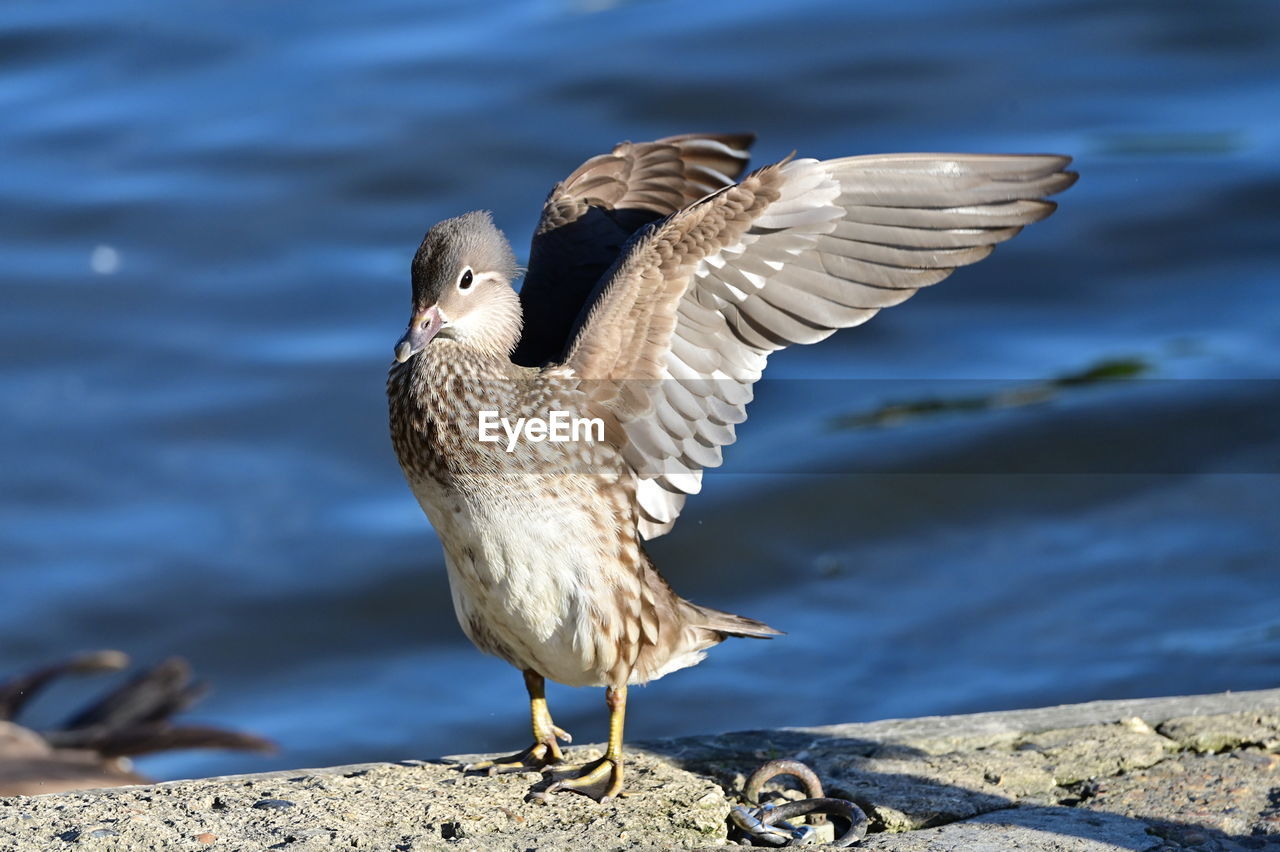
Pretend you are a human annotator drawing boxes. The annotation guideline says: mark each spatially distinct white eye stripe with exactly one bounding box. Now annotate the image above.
[458,267,474,290]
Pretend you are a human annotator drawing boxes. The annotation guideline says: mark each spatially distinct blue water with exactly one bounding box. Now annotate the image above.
[2,0,1278,781]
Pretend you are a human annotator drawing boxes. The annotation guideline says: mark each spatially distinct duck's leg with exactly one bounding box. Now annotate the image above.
[544,684,626,802]
[464,670,571,774]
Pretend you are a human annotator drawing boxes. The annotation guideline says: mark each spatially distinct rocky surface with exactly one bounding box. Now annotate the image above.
[1,689,1278,850]
[0,749,728,851]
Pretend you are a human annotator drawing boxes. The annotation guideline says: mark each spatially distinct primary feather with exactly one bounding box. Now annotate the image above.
[562,152,1076,537]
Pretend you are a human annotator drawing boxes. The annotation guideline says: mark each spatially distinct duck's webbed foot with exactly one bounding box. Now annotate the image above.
[537,683,628,803]
[463,670,570,775]
[543,754,624,802]
[463,725,571,775]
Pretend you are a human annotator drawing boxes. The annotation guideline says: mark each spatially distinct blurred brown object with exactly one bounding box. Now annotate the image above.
[0,651,274,796]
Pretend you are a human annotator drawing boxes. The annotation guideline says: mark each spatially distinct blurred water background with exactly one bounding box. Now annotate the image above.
[2,0,1278,780]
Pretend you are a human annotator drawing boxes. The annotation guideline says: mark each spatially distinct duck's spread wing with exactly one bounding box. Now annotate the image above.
[564,153,1078,539]
[513,133,755,367]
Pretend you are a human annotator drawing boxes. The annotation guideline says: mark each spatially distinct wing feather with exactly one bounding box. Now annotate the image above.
[513,133,754,367]
[561,152,1076,538]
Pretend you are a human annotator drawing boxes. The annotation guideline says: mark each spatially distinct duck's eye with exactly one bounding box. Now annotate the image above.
[458,268,474,291]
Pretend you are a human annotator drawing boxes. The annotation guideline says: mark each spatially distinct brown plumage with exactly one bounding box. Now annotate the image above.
[387,134,1076,800]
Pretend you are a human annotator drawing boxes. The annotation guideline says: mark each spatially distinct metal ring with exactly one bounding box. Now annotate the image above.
[759,798,869,847]
[744,758,825,805]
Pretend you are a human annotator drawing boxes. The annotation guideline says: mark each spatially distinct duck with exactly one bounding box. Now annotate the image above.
[387,133,1075,800]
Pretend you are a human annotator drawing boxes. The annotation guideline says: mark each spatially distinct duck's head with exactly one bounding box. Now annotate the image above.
[395,211,522,362]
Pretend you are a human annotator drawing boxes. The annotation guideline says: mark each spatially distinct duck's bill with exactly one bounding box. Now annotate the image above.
[394,305,446,362]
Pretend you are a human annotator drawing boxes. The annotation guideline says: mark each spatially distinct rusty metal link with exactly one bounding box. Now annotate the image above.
[744,759,826,812]
[731,758,869,847]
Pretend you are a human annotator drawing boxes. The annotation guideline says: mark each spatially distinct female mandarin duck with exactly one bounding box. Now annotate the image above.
[387,133,1075,800]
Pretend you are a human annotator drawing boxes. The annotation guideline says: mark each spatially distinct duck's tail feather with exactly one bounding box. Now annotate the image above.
[690,603,783,640]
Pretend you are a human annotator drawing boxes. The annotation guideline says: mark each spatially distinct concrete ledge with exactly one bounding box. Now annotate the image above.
[2,689,1278,850]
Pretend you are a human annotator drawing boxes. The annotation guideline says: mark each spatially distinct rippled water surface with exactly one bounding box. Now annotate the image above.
[2,0,1278,780]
